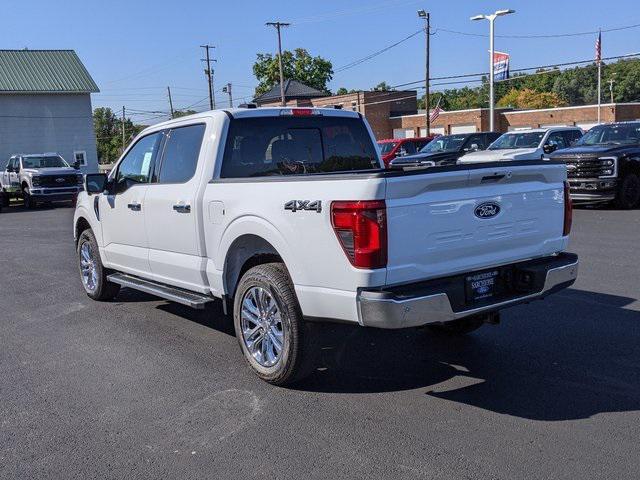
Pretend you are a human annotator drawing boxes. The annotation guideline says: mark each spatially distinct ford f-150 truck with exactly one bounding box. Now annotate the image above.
[74,107,578,385]
[1,153,83,208]
[550,122,640,209]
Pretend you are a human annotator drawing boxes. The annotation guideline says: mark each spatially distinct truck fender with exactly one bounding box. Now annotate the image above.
[217,216,296,297]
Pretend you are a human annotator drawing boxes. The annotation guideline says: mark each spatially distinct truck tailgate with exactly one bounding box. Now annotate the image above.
[384,163,568,285]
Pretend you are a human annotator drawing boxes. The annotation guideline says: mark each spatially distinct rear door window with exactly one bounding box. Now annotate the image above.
[220,115,379,178]
[157,124,206,184]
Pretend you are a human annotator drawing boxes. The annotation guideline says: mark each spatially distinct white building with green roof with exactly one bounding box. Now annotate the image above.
[0,49,99,173]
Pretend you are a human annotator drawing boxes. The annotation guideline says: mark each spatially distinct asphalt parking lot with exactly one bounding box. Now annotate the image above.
[1,203,639,479]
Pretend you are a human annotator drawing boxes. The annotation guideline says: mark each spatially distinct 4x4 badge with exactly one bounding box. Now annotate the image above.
[284,200,322,213]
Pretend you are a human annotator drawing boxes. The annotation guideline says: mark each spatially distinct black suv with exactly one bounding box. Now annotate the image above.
[389,132,502,168]
[550,122,640,209]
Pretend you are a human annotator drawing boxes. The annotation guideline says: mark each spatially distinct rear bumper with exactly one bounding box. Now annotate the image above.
[357,253,578,329]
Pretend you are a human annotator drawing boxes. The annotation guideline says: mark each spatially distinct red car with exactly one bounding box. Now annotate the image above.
[377,136,438,167]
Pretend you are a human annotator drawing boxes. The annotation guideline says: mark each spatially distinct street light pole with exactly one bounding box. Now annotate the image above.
[418,9,430,136]
[471,9,515,132]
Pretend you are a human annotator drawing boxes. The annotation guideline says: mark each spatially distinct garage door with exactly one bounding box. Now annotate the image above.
[393,128,415,139]
[450,124,476,134]
[420,127,445,136]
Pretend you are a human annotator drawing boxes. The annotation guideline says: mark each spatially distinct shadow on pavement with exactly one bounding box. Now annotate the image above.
[291,288,640,421]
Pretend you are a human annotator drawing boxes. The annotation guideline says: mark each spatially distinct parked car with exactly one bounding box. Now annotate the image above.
[74,107,578,386]
[458,127,583,164]
[377,136,437,166]
[1,153,83,208]
[550,122,640,209]
[389,132,501,168]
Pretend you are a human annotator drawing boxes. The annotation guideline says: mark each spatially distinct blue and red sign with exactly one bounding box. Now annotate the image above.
[493,51,510,81]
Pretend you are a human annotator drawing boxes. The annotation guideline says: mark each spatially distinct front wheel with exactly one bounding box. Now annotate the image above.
[77,229,120,301]
[22,188,36,209]
[614,173,640,209]
[233,263,316,386]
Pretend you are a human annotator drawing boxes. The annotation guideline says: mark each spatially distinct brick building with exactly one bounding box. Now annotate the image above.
[254,81,640,140]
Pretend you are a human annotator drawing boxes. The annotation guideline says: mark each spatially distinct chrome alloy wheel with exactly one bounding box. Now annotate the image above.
[240,287,285,367]
[79,241,98,292]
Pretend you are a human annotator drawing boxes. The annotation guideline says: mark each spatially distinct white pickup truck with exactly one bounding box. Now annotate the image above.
[74,107,578,385]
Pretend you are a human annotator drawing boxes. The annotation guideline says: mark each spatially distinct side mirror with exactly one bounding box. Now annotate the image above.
[73,160,81,170]
[6,165,14,173]
[470,143,479,151]
[85,173,108,194]
[397,148,407,157]
[543,144,557,154]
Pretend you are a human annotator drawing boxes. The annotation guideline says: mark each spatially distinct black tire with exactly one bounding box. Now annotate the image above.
[614,173,640,210]
[233,263,316,386]
[425,315,485,336]
[22,188,36,209]
[76,229,120,301]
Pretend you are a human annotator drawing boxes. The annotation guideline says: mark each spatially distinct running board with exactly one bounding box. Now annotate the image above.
[107,273,215,309]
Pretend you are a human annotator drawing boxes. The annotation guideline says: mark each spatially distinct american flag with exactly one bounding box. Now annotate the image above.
[595,30,602,64]
[429,97,443,123]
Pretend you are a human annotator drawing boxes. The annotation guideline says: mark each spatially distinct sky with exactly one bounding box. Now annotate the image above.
[4,0,640,124]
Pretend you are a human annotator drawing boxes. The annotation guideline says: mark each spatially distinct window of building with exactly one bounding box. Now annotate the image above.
[157,124,206,184]
[73,151,87,167]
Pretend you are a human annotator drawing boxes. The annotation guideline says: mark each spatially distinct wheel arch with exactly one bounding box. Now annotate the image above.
[223,234,287,300]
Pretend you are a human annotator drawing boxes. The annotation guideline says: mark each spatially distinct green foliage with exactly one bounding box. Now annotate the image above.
[419,59,640,111]
[373,81,392,91]
[93,107,144,164]
[497,88,567,109]
[336,87,358,95]
[253,48,333,97]
[172,109,197,118]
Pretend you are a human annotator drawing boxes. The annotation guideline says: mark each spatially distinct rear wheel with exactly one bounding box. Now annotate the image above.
[233,263,316,386]
[77,229,120,301]
[614,173,640,209]
[1,192,9,207]
[425,315,485,336]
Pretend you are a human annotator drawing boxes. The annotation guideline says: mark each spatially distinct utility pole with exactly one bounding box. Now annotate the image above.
[609,76,616,104]
[167,86,175,118]
[418,10,430,136]
[200,44,216,110]
[597,30,602,123]
[471,9,515,131]
[266,21,290,106]
[223,83,233,107]
[121,106,126,151]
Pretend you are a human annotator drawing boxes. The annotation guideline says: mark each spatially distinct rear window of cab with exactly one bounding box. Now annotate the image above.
[220,116,379,178]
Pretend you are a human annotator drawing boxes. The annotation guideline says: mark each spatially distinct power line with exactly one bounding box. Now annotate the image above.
[335,29,423,73]
[437,21,640,39]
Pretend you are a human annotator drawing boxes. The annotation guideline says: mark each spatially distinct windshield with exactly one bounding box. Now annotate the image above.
[420,135,467,153]
[21,155,69,169]
[489,132,544,150]
[577,124,640,146]
[378,142,398,154]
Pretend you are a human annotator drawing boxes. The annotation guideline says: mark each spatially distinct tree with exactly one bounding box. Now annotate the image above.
[93,107,144,164]
[253,48,333,97]
[172,109,197,118]
[497,88,567,109]
[373,81,392,91]
[335,87,358,95]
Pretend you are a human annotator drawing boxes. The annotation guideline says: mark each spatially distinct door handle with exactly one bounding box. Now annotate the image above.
[127,202,141,211]
[173,204,191,213]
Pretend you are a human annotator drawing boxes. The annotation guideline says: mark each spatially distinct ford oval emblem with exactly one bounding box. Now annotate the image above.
[474,202,500,219]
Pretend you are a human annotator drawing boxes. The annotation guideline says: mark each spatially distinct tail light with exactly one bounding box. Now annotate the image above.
[331,200,387,269]
[563,180,573,236]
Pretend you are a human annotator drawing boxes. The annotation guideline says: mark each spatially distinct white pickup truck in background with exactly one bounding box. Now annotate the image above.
[74,107,578,385]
